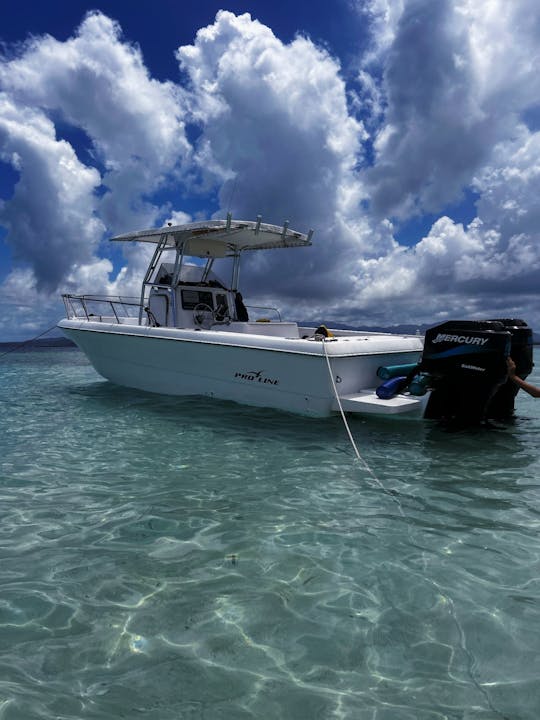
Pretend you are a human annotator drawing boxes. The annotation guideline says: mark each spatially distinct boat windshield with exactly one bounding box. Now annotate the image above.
[155,262,226,288]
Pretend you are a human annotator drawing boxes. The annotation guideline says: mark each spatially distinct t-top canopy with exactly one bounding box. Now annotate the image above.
[110,217,314,258]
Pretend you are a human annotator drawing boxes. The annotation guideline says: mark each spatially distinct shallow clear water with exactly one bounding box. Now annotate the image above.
[1,347,540,719]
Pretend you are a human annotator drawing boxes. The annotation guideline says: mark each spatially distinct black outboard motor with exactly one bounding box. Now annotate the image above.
[486,319,534,419]
[419,320,511,424]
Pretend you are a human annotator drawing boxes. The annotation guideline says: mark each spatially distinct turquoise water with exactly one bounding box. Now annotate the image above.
[1,347,540,719]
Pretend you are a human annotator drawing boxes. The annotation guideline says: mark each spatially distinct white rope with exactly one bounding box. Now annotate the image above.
[322,339,411,514]
[322,339,375,473]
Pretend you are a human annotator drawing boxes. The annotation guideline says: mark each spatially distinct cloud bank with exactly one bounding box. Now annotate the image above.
[1,2,540,339]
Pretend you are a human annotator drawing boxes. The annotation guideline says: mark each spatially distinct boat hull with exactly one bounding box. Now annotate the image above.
[58,320,426,417]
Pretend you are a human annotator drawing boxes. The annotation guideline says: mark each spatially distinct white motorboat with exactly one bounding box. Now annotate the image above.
[58,216,533,421]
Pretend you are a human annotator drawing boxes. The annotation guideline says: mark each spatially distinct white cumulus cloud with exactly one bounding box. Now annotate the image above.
[0,11,191,232]
[0,93,104,291]
[0,10,192,305]
[176,10,373,301]
[2,4,540,340]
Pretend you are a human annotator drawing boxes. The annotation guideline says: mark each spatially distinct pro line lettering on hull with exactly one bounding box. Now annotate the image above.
[432,334,489,346]
[234,370,279,386]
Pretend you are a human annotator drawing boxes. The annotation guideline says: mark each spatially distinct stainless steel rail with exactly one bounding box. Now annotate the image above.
[62,294,141,323]
[62,294,283,325]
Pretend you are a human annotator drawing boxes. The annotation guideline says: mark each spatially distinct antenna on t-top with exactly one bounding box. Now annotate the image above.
[226,176,238,216]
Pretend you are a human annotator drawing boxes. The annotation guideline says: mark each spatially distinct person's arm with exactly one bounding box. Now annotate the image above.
[507,357,540,398]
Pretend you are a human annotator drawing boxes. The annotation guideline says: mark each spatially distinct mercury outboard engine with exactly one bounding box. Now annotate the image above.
[418,319,533,424]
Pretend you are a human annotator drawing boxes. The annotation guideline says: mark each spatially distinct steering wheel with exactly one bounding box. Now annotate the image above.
[193,303,215,328]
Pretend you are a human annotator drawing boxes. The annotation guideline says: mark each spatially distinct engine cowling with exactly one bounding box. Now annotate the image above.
[418,319,531,423]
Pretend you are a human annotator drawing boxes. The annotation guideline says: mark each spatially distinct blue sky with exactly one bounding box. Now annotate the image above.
[1,0,540,340]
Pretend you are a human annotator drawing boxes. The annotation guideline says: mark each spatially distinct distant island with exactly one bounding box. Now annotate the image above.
[0,336,76,352]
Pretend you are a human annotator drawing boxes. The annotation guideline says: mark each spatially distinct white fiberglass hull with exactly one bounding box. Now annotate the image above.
[58,319,428,417]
